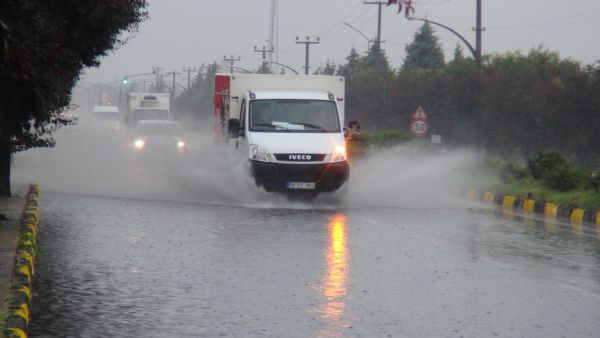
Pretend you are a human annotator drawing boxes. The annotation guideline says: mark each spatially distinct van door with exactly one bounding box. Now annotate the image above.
[236,99,249,154]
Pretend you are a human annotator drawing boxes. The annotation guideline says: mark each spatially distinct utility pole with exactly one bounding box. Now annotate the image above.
[182,67,198,91]
[153,66,163,92]
[165,70,181,96]
[295,37,319,75]
[223,55,241,74]
[158,72,170,93]
[474,0,484,67]
[254,46,274,73]
[165,70,181,119]
[363,1,386,51]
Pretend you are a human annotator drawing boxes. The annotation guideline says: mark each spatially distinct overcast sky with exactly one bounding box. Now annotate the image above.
[82,0,600,84]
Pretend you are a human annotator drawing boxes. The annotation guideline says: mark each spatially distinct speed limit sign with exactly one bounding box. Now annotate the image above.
[410,119,429,137]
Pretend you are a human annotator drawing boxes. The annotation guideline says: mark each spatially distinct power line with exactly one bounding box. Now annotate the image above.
[182,67,197,91]
[323,11,379,40]
[488,8,600,30]
[315,0,364,36]
[413,0,452,6]
[319,6,374,38]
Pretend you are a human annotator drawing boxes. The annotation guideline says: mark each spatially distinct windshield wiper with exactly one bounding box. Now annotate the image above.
[253,123,276,129]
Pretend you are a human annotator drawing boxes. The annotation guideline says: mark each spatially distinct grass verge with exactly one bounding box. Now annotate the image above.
[498,177,600,210]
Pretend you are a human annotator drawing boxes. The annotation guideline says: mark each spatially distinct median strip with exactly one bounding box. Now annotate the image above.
[4,185,40,338]
[456,187,600,231]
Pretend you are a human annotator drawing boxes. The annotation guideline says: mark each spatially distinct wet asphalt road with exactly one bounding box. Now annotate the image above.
[28,192,600,338]
[11,118,600,337]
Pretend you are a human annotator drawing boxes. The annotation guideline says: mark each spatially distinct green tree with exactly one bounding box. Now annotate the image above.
[480,48,588,159]
[336,48,361,77]
[176,62,219,122]
[337,46,393,130]
[401,22,445,72]
[314,60,336,75]
[0,0,148,196]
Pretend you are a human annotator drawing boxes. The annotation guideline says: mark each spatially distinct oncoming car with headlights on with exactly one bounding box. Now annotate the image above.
[131,120,187,158]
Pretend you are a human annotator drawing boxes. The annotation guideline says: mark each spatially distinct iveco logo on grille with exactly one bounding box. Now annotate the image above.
[274,154,325,161]
[289,154,312,161]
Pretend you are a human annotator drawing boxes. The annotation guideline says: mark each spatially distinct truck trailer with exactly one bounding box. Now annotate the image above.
[214,73,349,194]
[126,93,171,128]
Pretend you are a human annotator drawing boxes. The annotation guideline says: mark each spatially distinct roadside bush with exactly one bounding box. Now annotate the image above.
[588,172,600,192]
[542,163,588,191]
[500,161,529,182]
[527,152,589,191]
[528,152,568,179]
[362,130,412,147]
[483,158,528,183]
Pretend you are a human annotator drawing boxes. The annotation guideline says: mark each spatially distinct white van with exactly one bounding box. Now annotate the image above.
[215,74,349,194]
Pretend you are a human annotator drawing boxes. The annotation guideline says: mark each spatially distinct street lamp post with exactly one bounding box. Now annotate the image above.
[227,66,253,74]
[343,22,377,50]
[408,16,479,66]
[268,61,299,75]
[405,0,483,67]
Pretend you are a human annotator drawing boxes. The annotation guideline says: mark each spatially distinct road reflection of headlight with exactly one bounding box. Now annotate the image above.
[134,139,145,149]
[319,213,349,330]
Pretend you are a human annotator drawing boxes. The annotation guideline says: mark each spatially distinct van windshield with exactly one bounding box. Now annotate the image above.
[249,100,340,133]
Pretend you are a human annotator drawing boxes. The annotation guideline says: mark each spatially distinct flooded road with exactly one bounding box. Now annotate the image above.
[28,193,600,337]
[10,118,600,337]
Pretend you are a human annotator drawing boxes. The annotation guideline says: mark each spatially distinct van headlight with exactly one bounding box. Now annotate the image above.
[249,144,269,162]
[331,145,347,162]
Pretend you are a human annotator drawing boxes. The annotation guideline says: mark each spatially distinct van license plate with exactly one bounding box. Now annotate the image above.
[287,182,316,189]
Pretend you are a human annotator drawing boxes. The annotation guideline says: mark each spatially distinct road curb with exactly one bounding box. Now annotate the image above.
[4,185,40,338]
[456,187,600,230]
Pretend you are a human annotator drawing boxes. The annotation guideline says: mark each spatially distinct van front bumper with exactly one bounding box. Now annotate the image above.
[250,161,349,193]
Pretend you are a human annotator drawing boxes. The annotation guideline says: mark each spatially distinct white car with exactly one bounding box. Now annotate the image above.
[131,120,186,156]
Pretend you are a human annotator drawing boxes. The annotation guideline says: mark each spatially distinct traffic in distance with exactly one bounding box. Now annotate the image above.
[89,74,357,198]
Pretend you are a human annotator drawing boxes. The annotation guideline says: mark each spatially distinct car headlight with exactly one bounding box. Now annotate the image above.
[177,141,185,149]
[249,144,269,162]
[331,145,347,162]
[134,139,145,149]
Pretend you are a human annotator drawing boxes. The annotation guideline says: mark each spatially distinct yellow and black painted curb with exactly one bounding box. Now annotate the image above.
[459,187,600,231]
[4,185,40,338]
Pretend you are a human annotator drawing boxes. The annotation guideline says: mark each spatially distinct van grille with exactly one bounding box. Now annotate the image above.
[274,154,326,162]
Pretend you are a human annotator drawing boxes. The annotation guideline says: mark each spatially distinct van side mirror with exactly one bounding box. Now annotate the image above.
[228,118,240,138]
[346,120,361,141]
[348,120,360,131]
